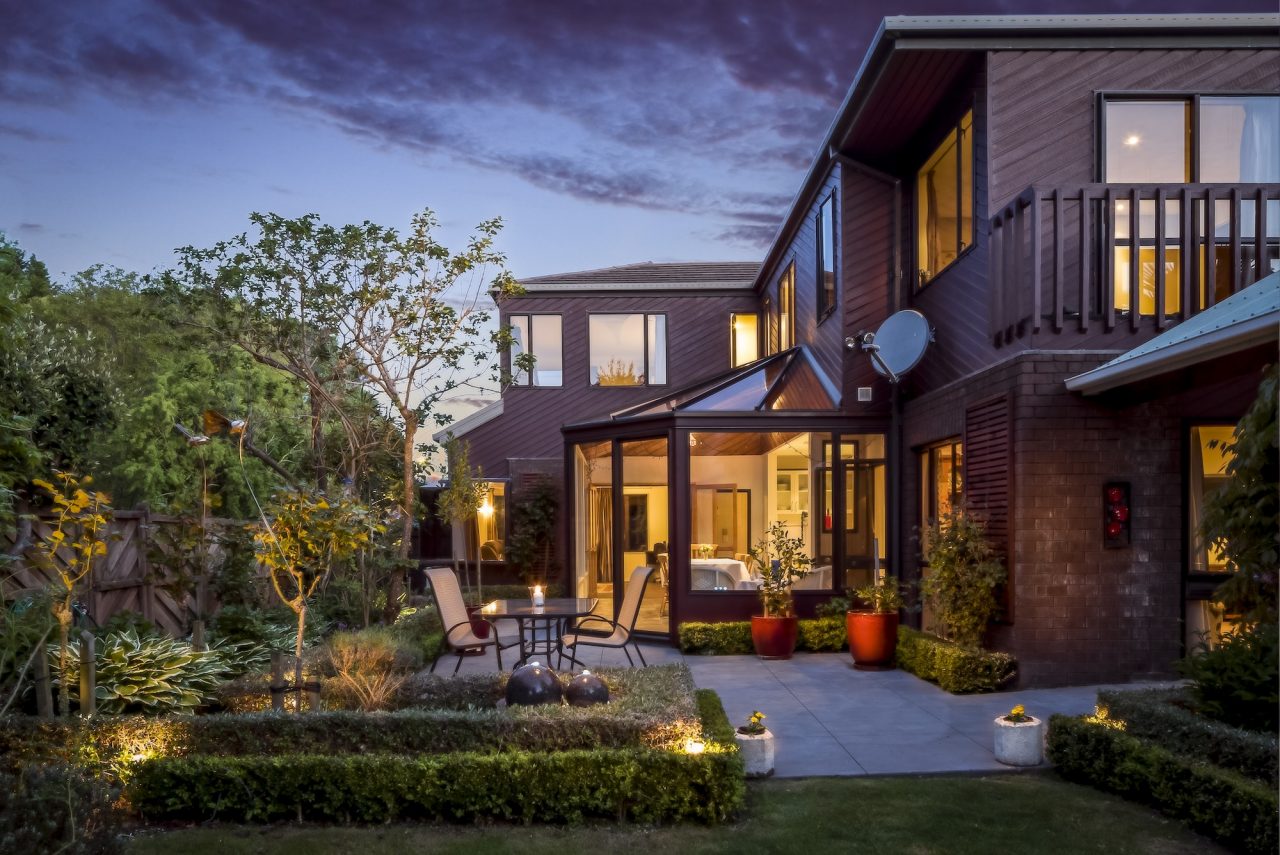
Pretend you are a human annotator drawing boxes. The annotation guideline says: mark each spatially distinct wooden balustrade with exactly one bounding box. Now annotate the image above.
[990,183,1280,345]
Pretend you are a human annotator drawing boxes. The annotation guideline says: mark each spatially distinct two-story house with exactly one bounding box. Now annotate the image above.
[441,13,1280,686]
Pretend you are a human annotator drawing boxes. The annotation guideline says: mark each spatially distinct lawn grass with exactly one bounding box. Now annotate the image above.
[127,772,1225,854]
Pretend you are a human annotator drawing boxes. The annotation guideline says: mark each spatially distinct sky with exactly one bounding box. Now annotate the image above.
[1,1,1268,433]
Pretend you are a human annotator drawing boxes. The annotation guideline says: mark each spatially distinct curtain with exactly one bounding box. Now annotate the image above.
[590,487,613,585]
[1187,428,1207,574]
[1239,98,1280,183]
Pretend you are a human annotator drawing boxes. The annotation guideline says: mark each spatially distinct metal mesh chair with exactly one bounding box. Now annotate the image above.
[424,566,516,674]
[559,565,654,668]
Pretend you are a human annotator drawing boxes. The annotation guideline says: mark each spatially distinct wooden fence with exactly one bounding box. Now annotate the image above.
[3,509,246,637]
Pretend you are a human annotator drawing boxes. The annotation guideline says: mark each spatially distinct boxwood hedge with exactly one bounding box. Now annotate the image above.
[1048,714,1278,855]
[678,617,846,655]
[895,626,1016,693]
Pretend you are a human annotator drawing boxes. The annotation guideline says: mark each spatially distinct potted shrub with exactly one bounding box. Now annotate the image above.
[847,575,904,670]
[735,710,775,777]
[748,517,812,659]
[993,703,1045,766]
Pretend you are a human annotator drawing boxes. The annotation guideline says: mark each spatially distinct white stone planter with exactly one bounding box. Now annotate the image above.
[735,728,775,777]
[993,715,1045,766]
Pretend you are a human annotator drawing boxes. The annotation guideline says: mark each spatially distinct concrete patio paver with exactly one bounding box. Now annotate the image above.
[433,636,1163,778]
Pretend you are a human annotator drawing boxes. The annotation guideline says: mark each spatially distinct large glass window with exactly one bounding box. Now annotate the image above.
[1104,96,1280,316]
[508,314,563,386]
[778,264,795,351]
[816,193,837,322]
[917,110,974,286]
[1186,424,1240,650]
[573,440,613,615]
[475,482,506,560]
[920,439,963,526]
[589,313,666,386]
[730,313,758,367]
[623,438,669,633]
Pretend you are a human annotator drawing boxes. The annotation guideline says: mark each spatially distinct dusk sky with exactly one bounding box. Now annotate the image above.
[4,0,1268,287]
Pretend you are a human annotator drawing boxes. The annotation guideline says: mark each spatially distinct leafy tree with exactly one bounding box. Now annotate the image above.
[436,440,488,598]
[27,472,112,716]
[921,507,1005,649]
[253,490,377,702]
[1201,364,1278,625]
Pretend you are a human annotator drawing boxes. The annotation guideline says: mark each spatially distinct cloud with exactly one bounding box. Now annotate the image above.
[0,123,66,143]
[17,222,46,234]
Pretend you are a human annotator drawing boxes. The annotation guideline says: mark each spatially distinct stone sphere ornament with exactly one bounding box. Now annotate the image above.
[505,661,563,706]
[565,669,610,706]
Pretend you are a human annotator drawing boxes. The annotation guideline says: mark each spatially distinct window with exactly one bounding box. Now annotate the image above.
[589,313,666,386]
[1186,424,1240,649]
[917,110,974,286]
[763,297,775,355]
[920,439,963,527]
[730,313,758,367]
[816,193,837,321]
[508,314,563,386]
[475,481,506,560]
[1104,96,1280,316]
[778,263,795,350]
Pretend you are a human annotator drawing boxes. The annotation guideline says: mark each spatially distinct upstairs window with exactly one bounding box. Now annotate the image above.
[589,313,667,386]
[916,110,974,287]
[816,192,837,322]
[763,297,776,355]
[778,263,795,350]
[730,312,758,367]
[508,314,563,386]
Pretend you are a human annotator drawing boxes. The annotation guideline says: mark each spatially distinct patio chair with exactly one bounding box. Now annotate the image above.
[559,565,654,668]
[424,566,516,674]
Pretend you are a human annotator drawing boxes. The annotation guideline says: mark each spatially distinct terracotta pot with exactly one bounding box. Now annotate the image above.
[464,604,492,639]
[751,615,798,660]
[846,610,898,670]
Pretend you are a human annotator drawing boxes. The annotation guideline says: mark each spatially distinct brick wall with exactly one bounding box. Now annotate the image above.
[902,349,1268,687]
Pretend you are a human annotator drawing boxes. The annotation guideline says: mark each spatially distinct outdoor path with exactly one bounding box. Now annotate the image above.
[440,634,1161,778]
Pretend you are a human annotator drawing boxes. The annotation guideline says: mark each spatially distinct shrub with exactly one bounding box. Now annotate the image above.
[390,606,444,665]
[1176,623,1278,732]
[896,626,1016,693]
[1048,714,1278,855]
[679,619,846,655]
[324,628,416,711]
[52,629,230,714]
[0,763,123,854]
[1096,688,1277,787]
[920,507,1005,648]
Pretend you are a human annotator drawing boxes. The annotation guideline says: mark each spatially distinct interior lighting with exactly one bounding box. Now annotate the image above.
[1123,134,1141,147]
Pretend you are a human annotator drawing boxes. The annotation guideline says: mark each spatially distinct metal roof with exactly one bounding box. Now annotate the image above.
[1065,273,1280,395]
[517,261,760,293]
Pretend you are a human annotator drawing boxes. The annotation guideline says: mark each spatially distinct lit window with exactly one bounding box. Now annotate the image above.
[920,440,963,531]
[778,264,795,350]
[589,313,666,386]
[508,315,563,386]
[730,313,758,367]
[817,193,837,321]
[916,110,973,286]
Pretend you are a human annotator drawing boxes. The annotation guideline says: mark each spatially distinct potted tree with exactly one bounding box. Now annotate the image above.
[847,574,904,670]
[748,516,812,660]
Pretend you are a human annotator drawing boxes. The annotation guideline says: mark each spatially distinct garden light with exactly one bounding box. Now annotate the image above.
[683,738,706,755]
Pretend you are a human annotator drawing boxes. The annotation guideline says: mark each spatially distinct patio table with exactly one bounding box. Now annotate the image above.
[480,597,599,669]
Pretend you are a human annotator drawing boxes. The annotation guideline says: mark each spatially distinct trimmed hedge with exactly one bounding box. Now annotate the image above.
[678,617,846,655]
[127,688,745,825]
[1048,714,1278,855]
[1096,688,1278,787]
[895,626,1016,693]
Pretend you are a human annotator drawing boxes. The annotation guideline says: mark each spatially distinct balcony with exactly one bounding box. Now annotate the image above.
[990,183,1280,346]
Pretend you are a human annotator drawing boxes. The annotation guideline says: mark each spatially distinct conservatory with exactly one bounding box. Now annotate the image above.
[562,347,891,639]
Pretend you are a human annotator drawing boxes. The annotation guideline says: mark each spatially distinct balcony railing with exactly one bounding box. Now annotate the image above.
[990,183,1280,345]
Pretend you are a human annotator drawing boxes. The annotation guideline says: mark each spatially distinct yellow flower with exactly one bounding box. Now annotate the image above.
[1011,704,1025,717]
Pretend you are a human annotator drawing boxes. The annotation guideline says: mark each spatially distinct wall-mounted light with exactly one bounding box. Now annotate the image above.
[1103,482,1131,548]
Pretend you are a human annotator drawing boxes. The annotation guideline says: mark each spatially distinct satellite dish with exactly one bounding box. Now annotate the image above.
[845,310,934,384]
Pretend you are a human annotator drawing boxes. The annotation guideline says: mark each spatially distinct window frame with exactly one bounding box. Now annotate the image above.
[815,191,838,324]
[507,313,564,388]
[919,438,964,533]
[587,312,668,388]
[778,261,796,350]
[1097,90,1280,183]
[914,108,975,291]
[729,312,760,368]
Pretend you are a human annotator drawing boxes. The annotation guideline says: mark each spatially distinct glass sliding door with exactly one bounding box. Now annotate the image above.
[621,438,669,633]
[573,440,614,620]
[837,435,887,591]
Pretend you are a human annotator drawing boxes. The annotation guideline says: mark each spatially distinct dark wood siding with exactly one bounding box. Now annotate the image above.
[460,291,759,473]
[987,49,1280,211]
[840,168,895,411]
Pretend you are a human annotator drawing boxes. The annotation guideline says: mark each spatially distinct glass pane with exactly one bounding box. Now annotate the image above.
[1188,425,1235,575]
[917,114,972,285]
[509,315,529,385]
[1104,100,1190,183]
[647,314,667,385]
[779,265,795,350]
[589,314,646,385]
[476,482,505,561]
[623,438,669,633]
[819,194,836,316]
[959,111,973,251]
[530,315,562,386]
[689,432,828,593]
[1200,96,1280,183]
[574,441,614,620]
[730,313,758,367]
[1113,199,1182,316]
